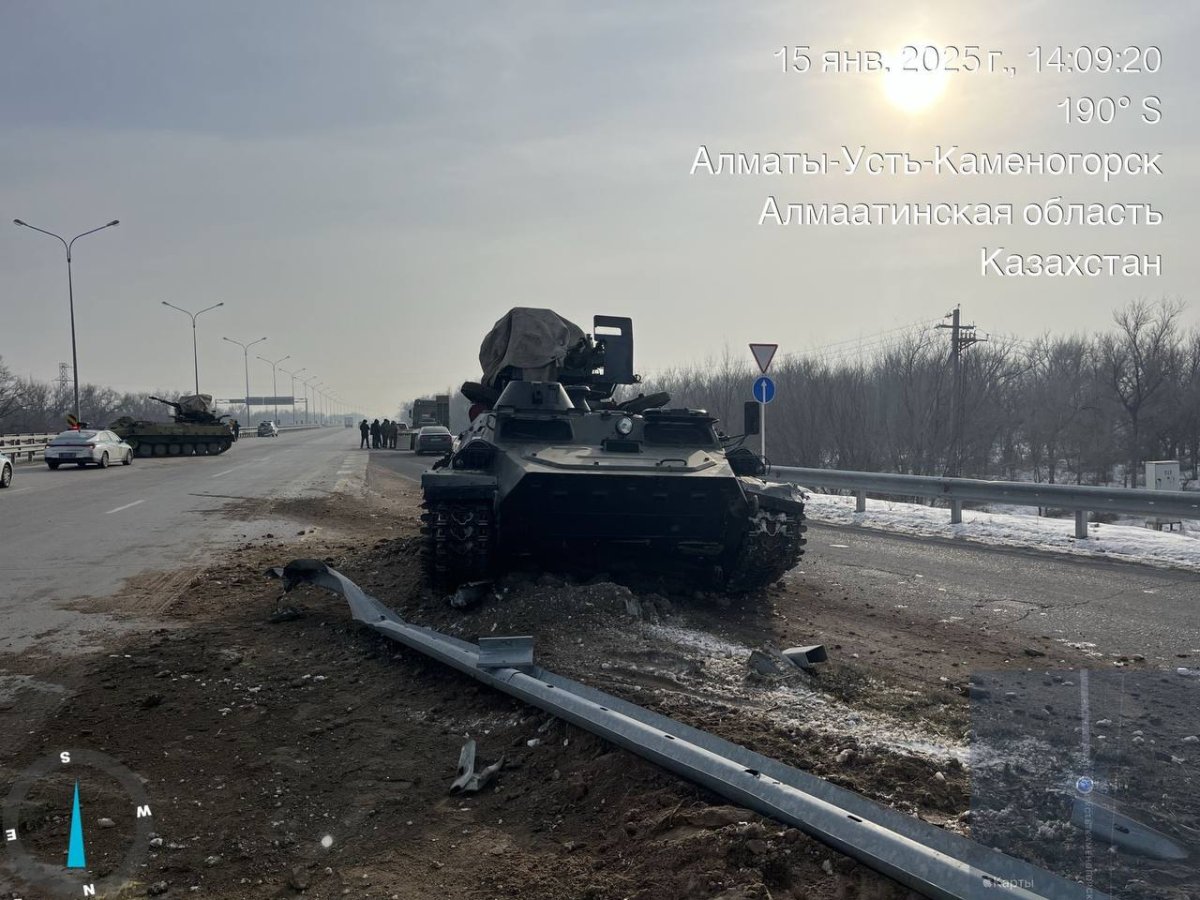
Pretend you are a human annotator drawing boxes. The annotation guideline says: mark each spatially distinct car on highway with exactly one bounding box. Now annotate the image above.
[414,425,453,455]
[257,421,279,437]
[0,450,11,488]
[44,430,133,469]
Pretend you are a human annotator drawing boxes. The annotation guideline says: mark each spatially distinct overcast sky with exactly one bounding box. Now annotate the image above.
[2,1,1196,416]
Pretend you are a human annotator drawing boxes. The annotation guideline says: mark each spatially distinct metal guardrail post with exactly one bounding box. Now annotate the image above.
[855,490,866,513]
[1075,510,1088,539]
[950,499,963,525]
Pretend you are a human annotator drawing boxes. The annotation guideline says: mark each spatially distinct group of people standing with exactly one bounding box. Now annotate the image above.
[359,418,402,449]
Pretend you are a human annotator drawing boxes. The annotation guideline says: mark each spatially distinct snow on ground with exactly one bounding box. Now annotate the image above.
[802,491,1200,572]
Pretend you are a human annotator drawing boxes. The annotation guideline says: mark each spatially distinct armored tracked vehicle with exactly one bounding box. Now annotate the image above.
[109,394,235,457]
[420,309,805,593]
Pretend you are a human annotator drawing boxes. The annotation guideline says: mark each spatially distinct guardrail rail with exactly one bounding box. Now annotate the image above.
[767,465,1200,539]
[0,433,56,463]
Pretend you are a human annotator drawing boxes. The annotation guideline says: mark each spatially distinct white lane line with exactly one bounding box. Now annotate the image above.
[105,499,145,515]
[211,462,255,478]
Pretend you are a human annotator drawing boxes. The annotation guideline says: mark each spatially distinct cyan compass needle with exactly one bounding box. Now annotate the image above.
[67,782,86,869]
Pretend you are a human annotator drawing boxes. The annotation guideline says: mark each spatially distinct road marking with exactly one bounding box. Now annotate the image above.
[211,463,255,478]
[105,499,145,515]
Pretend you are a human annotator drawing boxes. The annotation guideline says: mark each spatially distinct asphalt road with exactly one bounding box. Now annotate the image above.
[368,446,438,483]
[5,436,1196,668]
[0,426,367,657]
[799,523,1200,665]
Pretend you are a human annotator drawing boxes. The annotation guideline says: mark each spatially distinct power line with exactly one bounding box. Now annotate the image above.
[794,317,942,357]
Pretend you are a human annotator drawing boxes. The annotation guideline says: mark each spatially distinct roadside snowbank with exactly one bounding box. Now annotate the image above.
[802,491,1200,571]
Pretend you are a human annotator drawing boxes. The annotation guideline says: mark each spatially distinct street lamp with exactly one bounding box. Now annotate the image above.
[302,376,318,426]
[257,354,290,424]
[161,301,223,395]
[281,367,305,423]
[222,336,267,426]
[14,218,120,424]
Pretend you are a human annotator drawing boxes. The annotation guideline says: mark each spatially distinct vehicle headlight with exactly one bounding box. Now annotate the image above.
[616,416,633,436]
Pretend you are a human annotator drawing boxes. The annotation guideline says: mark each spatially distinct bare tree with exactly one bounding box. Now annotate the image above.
[1097,299,1183,485]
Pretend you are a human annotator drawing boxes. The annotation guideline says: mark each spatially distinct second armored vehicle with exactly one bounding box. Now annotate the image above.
[109,394,235,457]
[421,308,806,594]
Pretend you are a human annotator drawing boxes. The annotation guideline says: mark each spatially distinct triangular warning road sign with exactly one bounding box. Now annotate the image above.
[749,343,778,374]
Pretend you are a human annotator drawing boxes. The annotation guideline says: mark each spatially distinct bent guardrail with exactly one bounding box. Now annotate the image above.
[0,433,57,463]
[766,465,1200,539]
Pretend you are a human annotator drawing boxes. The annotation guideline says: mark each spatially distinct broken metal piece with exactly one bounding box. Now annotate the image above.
[783,645,828,669]
[449,739,504,795]
[747,648,791,678]
[1071,797,1189,860]
[477,635,534,670]
[278,558,1109,900]
[450,580,492,609]
[266,559,331,593]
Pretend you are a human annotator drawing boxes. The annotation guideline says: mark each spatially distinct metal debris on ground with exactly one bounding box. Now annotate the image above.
[450,580,493,609]
[783,644,828,670]
[450,739,504,795]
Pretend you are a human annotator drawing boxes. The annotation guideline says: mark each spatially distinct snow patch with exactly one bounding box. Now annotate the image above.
[801,491,1200,571]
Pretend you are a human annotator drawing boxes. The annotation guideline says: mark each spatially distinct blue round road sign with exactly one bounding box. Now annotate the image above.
[753,375,776,404]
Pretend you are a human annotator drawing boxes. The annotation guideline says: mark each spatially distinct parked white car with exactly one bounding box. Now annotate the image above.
[45,430,134,469]
[0,451,11,488]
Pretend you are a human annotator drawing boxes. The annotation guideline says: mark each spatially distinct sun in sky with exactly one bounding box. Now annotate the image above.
[882,48,950,113]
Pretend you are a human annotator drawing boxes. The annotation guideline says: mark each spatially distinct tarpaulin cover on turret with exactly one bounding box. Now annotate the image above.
[479,308,585,388]
[176,394,215,415]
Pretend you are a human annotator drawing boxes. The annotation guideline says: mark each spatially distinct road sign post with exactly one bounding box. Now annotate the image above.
[749,344,779,460]
[752,375,776,459]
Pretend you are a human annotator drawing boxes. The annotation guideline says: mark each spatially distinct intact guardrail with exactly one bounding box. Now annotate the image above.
[766,465,1200,539]
[0,433,56,463]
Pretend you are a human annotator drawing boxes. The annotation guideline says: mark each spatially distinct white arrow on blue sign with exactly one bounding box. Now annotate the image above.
[753,375,776,404]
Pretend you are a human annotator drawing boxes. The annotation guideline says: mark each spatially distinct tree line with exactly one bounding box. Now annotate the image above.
[638,299,1198,488]
[0,365,246,434]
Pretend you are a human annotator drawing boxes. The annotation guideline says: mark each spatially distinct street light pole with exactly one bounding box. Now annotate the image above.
[283,367,305,423]
[162,301,224,395]
[258,354,290,424]
[14,218,120,424]
[223,336,267,426]
[303,377,318,426]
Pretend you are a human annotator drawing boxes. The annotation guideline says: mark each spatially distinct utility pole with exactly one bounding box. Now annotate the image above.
[936,305,984,476]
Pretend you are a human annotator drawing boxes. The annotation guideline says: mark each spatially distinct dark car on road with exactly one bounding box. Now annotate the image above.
[257,421,279,437]
[414,425,453,455]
